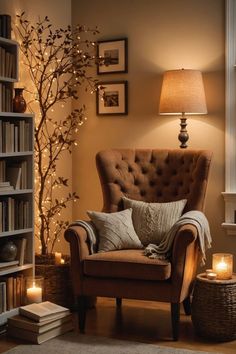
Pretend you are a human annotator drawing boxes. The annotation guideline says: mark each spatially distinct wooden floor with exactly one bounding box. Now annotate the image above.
[0,297,236,353]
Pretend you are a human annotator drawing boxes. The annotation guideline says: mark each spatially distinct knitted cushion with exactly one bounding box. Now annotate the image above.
[122,196,187,246]
[87,208,143,252]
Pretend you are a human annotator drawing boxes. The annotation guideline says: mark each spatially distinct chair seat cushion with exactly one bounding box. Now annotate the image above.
[83,249,171,281]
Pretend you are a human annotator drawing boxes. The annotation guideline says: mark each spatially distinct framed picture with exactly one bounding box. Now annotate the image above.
[96,81,128,115]
[97,38,128,74]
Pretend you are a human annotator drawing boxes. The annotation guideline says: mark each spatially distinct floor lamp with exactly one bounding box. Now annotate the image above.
[159,69,207,148]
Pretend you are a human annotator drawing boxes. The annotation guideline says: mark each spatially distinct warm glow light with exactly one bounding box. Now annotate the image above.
[26,277,43,304]
[216,261,227,272]
[206,272,217,280]
[54,252,61,265]
[26,285,42,303]
[212,253,233,280]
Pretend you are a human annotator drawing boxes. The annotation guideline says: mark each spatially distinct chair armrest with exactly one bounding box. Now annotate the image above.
[64,225,91,295]
[172,223,198,259]
[171,223,200,302]
[64,225,90,260]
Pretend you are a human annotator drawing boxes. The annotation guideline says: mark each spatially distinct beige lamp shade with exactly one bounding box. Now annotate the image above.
[159,69,207,115]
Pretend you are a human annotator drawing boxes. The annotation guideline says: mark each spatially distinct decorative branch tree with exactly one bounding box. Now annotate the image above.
[15,13,99,256]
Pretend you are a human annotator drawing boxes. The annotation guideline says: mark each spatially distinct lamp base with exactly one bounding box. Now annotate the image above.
[178,116,189,149]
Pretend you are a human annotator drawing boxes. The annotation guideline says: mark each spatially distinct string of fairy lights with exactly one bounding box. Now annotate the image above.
[15,14,97,254]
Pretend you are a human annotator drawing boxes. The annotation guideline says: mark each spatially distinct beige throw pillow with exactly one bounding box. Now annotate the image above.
[87,208,143,253]
[122,196,187,246]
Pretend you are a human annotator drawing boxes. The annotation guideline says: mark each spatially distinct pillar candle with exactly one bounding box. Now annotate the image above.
[55,252,62,265]
[26,285,42,303]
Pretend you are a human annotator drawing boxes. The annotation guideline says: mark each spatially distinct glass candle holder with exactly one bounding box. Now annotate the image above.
[54,252,62,265]
[212,253,233,280]
[25,276,43,304]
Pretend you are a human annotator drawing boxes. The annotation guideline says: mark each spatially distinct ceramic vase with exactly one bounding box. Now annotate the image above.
[13,88,26,113]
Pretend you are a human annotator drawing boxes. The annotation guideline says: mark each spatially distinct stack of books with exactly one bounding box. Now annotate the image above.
[7,301,73,344]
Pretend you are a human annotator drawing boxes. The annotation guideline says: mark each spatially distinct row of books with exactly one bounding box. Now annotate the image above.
[0,46,16,79]
[0,83,13,112]
[0,119,31,153]
[0,15,11,40]
[8,301,73,344]
[0,273,24,313]
[0,198,31,232]
[0,160,28,190]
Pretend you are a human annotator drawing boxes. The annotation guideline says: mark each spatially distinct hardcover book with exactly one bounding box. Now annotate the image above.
[19,301,70,322]
[7,320,73,344]
[8,313,73,333]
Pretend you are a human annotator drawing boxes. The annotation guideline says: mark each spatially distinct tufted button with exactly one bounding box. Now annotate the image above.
[156,169,162,176]
[142,167,148,174]
[115,164,119,169]
[128,166,133,172]
[157,191,162,197]
[172,170,177,175]
[140,190,146,196]
[134,179,139,186]
[135,157,139,163]
[149,180,155,187]
[121,187,127,193]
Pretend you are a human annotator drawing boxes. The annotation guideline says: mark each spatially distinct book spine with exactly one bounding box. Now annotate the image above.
[0,15,11,39]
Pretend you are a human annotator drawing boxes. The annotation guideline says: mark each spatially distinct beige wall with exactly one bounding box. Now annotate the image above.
[2,0,234,268]
[71,0,235,269]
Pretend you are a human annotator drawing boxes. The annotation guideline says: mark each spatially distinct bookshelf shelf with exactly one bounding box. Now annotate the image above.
[0,36,18,46]
[0,228,33,238]
[0,34,34,324]
[0,76,17,83]
[0,112,33,118]
[0,152,33,158]
[0,189,33,196]
[0,263,34,276]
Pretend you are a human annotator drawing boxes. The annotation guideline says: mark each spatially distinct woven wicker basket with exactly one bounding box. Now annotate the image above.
[191,273,236,341]
[35,254,74,309]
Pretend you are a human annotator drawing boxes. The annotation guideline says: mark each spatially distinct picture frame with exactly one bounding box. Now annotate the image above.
[96,81,128,115]
[97,38,128,74]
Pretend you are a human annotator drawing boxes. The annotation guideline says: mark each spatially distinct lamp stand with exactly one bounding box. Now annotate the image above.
[178,113,189,149]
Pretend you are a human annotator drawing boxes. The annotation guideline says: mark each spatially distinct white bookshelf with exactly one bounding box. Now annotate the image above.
[0,36,34,324]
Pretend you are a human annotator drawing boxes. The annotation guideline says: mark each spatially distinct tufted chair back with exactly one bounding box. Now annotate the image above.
[96,149,212,213]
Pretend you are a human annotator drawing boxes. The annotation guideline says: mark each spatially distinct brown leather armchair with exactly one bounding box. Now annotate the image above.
[64,149,212,340]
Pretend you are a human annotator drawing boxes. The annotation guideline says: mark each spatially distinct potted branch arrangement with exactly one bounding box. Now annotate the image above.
[15,13,99,306]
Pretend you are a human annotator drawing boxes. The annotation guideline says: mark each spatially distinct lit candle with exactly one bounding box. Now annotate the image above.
[212,253,233,280]
[206,272,217,280]
[55,252,62,265]
[60,258,65,264]
[26,284,42,303]
[205,269,213,275]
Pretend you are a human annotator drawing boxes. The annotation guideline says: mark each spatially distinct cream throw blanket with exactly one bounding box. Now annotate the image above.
[144,210,211,265]
[69,220,98,254]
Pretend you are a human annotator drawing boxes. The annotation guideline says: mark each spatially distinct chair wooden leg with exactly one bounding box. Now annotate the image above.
[116,297,122,307]
[171,303,180,341]
[183,296,191,315]
[78,295,87,333]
